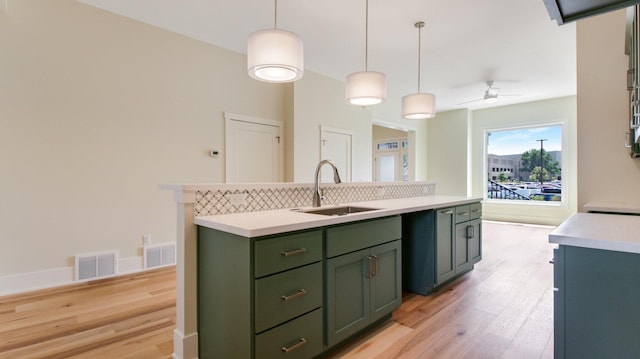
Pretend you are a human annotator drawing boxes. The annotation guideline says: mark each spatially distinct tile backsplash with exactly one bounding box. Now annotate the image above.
[194,182,436,216]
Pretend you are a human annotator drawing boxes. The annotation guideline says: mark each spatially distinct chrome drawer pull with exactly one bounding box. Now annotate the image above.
[441,210,453,215]
[281,337,308,353]
[471,208,481,213]
[281,248,307,257]
[458,212,468,216]
[281,289,307,301]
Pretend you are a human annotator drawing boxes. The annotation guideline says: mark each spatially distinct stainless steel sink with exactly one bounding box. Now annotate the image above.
[301,206,379,216]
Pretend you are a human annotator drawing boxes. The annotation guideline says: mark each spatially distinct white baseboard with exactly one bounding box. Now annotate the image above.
[0,266,74,296]
[173,329,199,359]
[118,256,143,274]
[0,256,144,296]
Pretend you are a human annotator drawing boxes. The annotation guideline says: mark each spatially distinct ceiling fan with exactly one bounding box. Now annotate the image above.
[458,81,521,105]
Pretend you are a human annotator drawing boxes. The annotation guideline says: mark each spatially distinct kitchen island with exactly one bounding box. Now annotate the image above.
[163,181,481,359]
[549,212,640,359]
[195,195,481,358]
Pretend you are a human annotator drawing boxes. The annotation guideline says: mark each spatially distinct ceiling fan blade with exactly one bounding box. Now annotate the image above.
[457,98,483,105]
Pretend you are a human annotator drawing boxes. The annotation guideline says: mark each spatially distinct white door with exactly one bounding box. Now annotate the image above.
[320,126,352,182]
[375,152,399,181]
[225,113,283,183]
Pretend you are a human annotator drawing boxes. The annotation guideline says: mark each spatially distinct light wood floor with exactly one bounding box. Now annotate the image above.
[0,221,555,359]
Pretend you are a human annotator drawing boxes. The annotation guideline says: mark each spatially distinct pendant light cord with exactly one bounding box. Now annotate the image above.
[416,21,425,93]
[365,0,369,71]
[274,0,278,29]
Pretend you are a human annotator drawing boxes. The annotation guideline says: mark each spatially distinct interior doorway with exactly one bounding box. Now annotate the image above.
[372,123,415,182]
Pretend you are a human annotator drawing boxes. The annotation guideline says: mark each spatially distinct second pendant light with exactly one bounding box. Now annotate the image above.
[345,0,387,106]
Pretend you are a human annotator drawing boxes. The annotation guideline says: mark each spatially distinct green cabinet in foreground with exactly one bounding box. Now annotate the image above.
[554,245,640,359]
[197,215,402,358]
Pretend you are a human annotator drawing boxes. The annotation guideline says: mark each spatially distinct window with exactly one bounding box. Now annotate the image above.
[486,125,563,203]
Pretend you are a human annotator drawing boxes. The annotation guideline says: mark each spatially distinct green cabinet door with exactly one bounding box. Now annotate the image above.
[326,240,402,348]
[370,240,402,322]
[436,208,455,285]
[468,219,482,265]
[326,248,371,347]
[456,218,481,273]
[455,222,472,274]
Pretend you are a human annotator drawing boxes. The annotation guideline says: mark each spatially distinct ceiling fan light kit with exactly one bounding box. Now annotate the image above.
[401,21,436,119]
[247,0,304,83]
[483,92,498,104]
[458,80,521,106]
[346,0,387,106]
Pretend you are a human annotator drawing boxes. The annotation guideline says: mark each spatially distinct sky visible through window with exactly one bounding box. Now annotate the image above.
[488,126,562,155]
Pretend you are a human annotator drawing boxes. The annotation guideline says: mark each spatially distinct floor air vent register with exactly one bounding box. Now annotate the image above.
[75,250,117,281]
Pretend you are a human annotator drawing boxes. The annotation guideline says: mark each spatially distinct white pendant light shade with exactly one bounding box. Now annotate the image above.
[247,29,304,83]
[345,71,387,106]
[402,93,436,119]
[401,21,436,119]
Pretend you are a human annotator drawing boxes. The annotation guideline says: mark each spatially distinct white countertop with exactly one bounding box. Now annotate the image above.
[549,212,640,254]
[194,195,481,237]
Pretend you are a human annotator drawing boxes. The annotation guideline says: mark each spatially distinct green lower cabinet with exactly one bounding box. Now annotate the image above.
[326,239,402,348]
[198,215,402,358]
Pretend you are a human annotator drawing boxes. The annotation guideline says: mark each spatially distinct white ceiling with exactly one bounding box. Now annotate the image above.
[78,0,577,113]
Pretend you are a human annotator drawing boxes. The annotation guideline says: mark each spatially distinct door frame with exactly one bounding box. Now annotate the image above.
[224,112,284,183]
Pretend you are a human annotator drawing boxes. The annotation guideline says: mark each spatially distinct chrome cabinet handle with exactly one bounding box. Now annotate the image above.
[281,248,307,257]
[458,211,468,216]
[281,289,307,301]
[365,256,373,278]
[471,208,481,213]
[370,255,379,277]
[281,338,308,353]
[441,210,454,215]
[466,225,474,239]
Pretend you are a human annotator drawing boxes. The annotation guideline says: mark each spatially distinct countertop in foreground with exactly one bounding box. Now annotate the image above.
[195,195,480,237]
[549,212,640,254]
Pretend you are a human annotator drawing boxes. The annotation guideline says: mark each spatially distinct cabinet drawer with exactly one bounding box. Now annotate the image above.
[255,262,322,333]
[326,216,401,258]
[469,202,482,220]
[455,205,470,224]
[255,308,323,359]
[255,230,322,278]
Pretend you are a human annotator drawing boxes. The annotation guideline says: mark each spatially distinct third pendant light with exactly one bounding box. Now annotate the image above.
[401,21,436,119]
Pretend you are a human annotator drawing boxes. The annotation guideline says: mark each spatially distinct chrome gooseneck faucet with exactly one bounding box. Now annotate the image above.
[313,159,342,207]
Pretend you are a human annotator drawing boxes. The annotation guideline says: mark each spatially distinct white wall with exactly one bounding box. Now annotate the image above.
[427,109,470,195]
[292,71,372,182]
[470,96,578,225]
[577,10,640,210]
[0,1,288,280]
[1,1,433,289]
